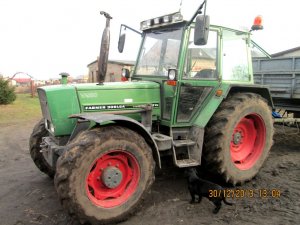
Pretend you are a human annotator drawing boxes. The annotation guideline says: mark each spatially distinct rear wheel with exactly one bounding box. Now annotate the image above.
[203,93,274,185]
[54,126,155,224]
[29,119,55,178]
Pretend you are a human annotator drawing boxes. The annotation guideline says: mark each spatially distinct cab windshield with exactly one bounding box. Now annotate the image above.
[135,27,183,76]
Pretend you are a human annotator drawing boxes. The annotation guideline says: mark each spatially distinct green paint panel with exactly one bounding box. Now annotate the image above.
[75,81,159,90]
[39,81,161,136]
[77,81,161,118]
[38,85,80,136]
[193,83,231,127]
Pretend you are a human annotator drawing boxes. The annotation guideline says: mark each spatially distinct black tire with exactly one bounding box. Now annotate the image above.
[54,126,155,225]
[29,119,55,178]
[203,93,274,185]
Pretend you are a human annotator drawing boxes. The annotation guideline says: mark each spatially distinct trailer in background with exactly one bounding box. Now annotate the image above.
[253,57,300,129]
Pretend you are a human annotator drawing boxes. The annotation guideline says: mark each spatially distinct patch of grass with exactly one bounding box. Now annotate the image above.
[0,93,41,125]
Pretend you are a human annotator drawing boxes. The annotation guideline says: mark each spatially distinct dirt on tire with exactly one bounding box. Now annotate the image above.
[54,126,155,225]
[0,120,299,225]
[203,93,274,185]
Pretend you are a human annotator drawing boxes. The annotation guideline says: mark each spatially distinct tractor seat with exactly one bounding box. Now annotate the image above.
[194,69,216,79]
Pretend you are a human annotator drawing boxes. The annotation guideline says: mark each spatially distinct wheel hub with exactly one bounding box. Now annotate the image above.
[233,132,242,145]
[86,150,141,208]
[101,166,123,189]
[230,114,266,170]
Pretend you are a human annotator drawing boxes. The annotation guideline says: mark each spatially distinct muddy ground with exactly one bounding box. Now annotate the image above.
[0,119,299,225]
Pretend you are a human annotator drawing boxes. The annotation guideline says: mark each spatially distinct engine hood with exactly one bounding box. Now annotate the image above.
[38,81,161,136]
[74,81,160,112]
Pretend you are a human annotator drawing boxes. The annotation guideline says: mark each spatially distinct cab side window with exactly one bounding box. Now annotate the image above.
[184,29,218,80]
[222,30,250,81]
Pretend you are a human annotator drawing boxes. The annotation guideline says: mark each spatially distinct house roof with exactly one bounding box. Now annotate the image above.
[13,78,32,83]
[271,46,300,57]
[87,59,135,67]
[11,72,33,83]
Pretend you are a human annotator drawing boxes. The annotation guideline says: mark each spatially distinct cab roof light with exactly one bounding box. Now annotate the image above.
[140,12,184,31]
[140,21,147,30]
[163,15,170,23]
[173,12,183,22]
[146,19,152,26]
[154,17,161,25]
[251,15,263,31]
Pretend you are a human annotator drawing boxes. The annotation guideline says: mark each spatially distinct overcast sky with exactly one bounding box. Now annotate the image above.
[0,0,299,80]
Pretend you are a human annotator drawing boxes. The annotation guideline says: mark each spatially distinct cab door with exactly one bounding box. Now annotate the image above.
[174,28,220,125]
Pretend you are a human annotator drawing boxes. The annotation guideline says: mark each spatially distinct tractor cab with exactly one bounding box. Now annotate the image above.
[119,10,256,127]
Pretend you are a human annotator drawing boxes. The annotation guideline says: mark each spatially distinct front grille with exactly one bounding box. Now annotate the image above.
[37,89,52,122]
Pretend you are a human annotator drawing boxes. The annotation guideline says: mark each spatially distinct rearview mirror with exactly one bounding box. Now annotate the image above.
[118,33,126,53]
[194,15,210,45]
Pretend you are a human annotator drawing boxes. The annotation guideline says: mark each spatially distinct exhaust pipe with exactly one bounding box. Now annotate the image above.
[97,11,112,85]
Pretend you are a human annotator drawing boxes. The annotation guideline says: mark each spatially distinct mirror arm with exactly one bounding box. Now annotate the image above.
[119,24,142,37]
[186,0,207,27]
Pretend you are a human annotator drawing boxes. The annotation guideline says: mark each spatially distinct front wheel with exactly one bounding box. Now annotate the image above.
[29,119,55,178]
[203,93,274,185]
[54,126,155,225]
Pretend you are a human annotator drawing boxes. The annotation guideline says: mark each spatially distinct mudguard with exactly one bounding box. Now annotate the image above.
[69,113,161,168]
[226,85,274,109]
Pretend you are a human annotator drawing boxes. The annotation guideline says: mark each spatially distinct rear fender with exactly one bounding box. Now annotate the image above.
[69,113,161,168]
[226,85,274,109]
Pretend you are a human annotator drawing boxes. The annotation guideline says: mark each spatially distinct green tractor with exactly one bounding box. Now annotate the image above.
[30,1,273,224]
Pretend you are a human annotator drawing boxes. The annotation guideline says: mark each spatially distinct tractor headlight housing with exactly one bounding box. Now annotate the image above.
[45,119,55,133]
[121,68,130,78]
[168,69,177,80]
[167,69,178,86]
[121,68,130,81]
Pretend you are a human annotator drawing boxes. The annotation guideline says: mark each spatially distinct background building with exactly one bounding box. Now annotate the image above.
[270,47,300,58]
[87,59,135,82]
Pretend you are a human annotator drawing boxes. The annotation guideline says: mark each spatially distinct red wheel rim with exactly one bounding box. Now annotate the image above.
[86,150,140,208]
[230,113,266,170]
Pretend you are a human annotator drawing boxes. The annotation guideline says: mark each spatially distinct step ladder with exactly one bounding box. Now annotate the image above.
[171,127,204,168]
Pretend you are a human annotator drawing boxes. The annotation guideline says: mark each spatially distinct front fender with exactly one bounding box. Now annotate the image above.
[69,113,161,168]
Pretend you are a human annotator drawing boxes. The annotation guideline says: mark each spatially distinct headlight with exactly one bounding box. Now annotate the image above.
[121,68,130,78]
[49,123,55,133]
[168,69,177,80]
[45,119,55,133]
